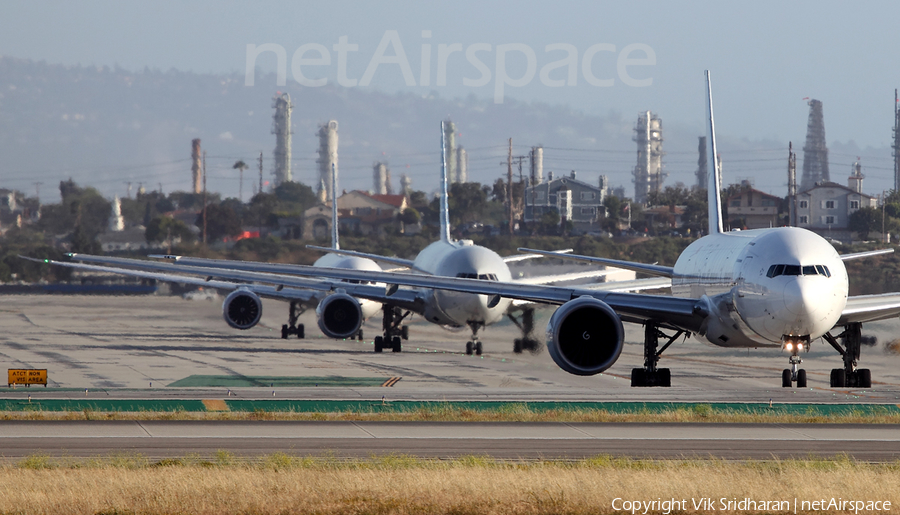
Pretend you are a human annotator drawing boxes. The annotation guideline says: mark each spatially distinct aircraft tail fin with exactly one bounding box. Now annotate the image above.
[439,121,451,242]
[706,70,724,235]
[331,162,339,250]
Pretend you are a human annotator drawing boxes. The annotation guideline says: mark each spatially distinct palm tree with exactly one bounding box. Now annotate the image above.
[233,160,248,202]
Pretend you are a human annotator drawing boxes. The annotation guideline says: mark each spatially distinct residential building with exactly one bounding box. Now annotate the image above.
[301,190,409,240]
[796,182,877,242]
[726,186,782,229]
[524,171,608,233]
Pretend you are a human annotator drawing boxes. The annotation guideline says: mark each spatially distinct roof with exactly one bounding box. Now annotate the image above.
[799,181,874,199]
[643,205,686,215]
[727,187,782,201]
[367,193,406,208]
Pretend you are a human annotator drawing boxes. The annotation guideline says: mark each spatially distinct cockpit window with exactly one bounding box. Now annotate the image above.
[766,264,830,278]
[457,273,498,281]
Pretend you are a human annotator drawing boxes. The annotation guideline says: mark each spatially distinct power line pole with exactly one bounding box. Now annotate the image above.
[33,182,43,204]
[258,151,264,196]
[507,138,513,235]
[894,89,899,193]
[202,151,208,245]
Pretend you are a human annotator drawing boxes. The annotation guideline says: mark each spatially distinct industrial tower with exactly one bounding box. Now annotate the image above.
[695,136,708,190]
[800,99,829,192]
[272,93,293,186]
[457,147,467,183]
[530,146,544,186]
[633,111,665,204]
[443,120,457,182]
[316,120,339,201]
[373,162,393,194]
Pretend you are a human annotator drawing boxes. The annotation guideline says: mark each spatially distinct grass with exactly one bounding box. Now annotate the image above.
[3,403,900,423]
[1,453,898,514]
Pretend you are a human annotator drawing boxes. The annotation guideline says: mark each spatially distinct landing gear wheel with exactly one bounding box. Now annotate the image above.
[400,325,409,340]
[513,339,522,354]
[297,324,304,339]
[797,369,807,388]
[631,368,671,387]
[465,341,473,355]
[374,336,384,353]
[391,336,402,353]
[474,342,483,356]
[357,330,363,341]
[782,369,792,388]
[858,368,871,388]
[281,325,288,339]
[830,368,845,388]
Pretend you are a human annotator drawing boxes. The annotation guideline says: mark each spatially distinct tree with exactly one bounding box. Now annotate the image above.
[145,216,195,244]
[849,207,882,240]
[274,181,316,211]
[233,160,248,201]
[196,203,243,241]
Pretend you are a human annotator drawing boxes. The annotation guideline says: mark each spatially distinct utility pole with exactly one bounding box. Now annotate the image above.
[507,138,513,235]
[894,89,900,193]
[883,190,887,244]
[258,151,264,196]
[202,151,208,245]
[33,182,43,204]
[787,142,797,226]
[124,181,132,199]
[511,154,527,230]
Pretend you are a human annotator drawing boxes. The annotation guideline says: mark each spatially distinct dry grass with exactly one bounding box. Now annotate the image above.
[0,454,897,514]
[3,404,900,424]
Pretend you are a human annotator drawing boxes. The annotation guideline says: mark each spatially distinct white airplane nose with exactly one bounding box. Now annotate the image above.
[782,278,821,318]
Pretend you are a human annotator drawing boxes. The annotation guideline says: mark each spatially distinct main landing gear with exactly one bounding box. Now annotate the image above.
[823,323,872,388]
[780,337,808,388]
[465,321,484,356]
[631,324,686,387]
[281,301,305,339]
[374,305,410,353]
[508,308,542,354]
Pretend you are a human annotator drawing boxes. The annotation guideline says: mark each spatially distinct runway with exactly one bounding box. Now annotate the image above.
[2,421,900,461]
[3,294,900,461]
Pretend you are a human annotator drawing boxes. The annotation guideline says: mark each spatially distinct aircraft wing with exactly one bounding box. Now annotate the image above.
[21,256,323,304]
[45,255,425,313]
[512,269,621,285]
[516,248,674,278]
[837,293,900,325]
[304,246,417,269]
[839,248,894,261]
[503,248,573,263]
[156,261,706,333]
[582,277,672,292]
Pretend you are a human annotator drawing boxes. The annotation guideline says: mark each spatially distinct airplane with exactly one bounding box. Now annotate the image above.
[40,124,645,356]
[26,164,388,343]
[149,71,898,388]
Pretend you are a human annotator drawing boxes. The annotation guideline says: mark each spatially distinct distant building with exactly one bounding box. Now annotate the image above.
[796,182,877,242]
[643,205,685,229]
[301,191,409,240]
[524,171,608,233]
[726,186,782,229]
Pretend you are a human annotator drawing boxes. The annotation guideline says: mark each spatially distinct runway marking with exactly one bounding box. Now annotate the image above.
[202,399,229,411]
[382,377,402,387]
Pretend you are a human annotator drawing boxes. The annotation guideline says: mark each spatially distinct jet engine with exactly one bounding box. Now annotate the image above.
[546,296,624,376]
[222,289,263,330]
[316,292,363,339]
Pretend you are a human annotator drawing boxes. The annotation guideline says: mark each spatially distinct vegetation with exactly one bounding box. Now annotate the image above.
[0,453,896,515]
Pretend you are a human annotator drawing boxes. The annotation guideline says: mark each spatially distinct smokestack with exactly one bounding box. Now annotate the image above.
[191,139,202,194]
[272,93,293,186]
[457,147,467,183]
[316,120,339,201]
[800,99,829,191]
[400,174,412,196]
[530,146,543,185]
[373,162,388,194]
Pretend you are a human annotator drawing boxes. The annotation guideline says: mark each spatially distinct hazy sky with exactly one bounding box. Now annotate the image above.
[2,1,899,147]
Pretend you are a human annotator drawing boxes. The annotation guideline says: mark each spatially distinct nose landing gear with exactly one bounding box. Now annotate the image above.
[465,321,484,356]
[781,337,808,388]
[374,305,410,353]
[281,301,306,339]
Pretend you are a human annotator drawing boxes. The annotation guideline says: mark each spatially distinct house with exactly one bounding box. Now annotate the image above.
[524,171,608,233]
[726,186,782,229]
[643,205,685,229]
[301,191,409,240]
[795,182,877,242]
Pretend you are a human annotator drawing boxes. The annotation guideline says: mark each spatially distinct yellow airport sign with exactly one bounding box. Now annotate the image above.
[8,369,48,387]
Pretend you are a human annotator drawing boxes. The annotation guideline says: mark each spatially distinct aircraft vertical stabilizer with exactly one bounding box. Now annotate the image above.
[439,121,451,242]
[706,70,724,235]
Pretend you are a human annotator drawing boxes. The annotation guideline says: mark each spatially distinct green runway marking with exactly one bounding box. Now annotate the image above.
[166,375,390,388]
[0,399,898,415]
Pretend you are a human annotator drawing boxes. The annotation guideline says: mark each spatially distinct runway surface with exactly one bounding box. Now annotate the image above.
[2,421,900,460]
[3,294,900,460]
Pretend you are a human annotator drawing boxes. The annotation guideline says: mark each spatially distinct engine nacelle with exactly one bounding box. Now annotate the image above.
[316,292,363,339]
[222,289,263,330]
[546,296,624,376]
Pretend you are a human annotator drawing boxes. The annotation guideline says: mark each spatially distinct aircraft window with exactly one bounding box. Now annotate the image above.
[802,265,817,276]
[768,264,831,278]
[821,265,831,277]
[766,265,777,278]
[783,265,802,276]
